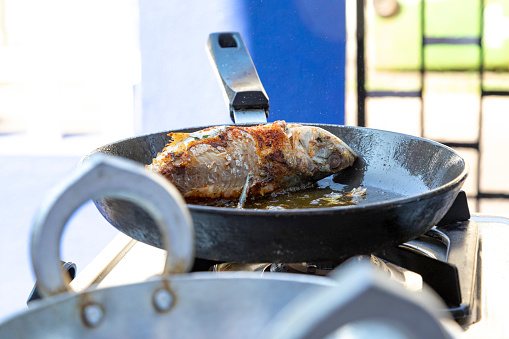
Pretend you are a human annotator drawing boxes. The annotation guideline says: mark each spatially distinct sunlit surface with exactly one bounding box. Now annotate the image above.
[0,0,140,155]
[0,0,138,322]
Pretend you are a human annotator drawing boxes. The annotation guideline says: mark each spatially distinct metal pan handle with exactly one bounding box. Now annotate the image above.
[30,155,194,298]
[207,32,269,124]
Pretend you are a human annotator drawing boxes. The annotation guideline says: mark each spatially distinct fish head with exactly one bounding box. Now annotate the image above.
[288,124,357,178]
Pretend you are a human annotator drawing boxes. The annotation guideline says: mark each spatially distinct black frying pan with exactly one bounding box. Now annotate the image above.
[84,124,467,263]
[82,33,468,262]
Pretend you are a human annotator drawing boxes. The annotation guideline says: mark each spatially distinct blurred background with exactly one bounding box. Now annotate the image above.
[1,0,509,323]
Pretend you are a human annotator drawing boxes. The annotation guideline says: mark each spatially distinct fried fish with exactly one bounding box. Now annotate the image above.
[147,121,357,200]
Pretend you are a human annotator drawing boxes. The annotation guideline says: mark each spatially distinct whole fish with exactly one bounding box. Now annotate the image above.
[147,121,357,200]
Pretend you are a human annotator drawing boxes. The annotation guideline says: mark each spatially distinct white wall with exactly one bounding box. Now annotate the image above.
[137,1,246,133]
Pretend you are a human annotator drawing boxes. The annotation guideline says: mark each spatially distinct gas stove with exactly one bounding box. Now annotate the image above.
[63,192,509,337]
[211,221,479,327]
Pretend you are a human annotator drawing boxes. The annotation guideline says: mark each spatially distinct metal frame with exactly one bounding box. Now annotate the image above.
[356,0,509,211]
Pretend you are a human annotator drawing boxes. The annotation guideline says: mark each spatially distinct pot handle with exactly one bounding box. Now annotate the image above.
[262,258,458,339]
[207,32,269,124]
[30,155,194,298]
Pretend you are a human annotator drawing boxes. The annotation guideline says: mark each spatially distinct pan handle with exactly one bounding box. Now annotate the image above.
[207,32,269,124]
[30,155,194,298]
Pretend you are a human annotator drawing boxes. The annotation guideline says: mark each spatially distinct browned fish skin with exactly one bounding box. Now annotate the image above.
[147,121,357,199]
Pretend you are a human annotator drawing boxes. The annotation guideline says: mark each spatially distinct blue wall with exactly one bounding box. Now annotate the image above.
[245,0,346,124]
[138,1,346,133]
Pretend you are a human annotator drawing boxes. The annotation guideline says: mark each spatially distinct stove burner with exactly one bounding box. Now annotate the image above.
[269,261,343,276]
[269,258,422,293]
[208,221,479,326]
[207,192,480,327]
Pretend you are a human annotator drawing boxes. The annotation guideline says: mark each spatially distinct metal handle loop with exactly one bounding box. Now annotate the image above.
[263,259,457,339]
[30,155,194,298]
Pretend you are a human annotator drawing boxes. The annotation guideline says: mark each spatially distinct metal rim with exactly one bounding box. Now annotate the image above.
[89,124,468,216]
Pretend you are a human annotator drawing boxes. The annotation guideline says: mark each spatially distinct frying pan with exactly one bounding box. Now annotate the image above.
[82,33,468,263]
